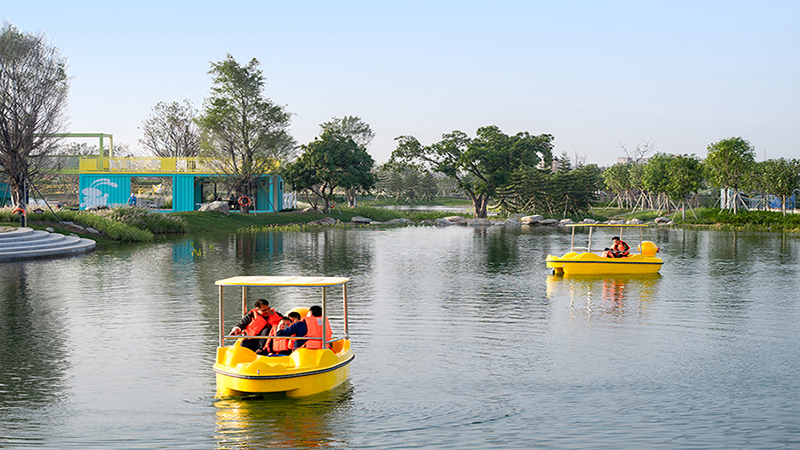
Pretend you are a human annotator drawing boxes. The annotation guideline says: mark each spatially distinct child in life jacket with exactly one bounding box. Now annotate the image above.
[262,317,294,356]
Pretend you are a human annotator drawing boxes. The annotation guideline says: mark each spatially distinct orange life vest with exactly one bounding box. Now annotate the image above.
[613,240,630,257]
[299,316,332,349]
[243,308,268,336]
[265,310,283,327]
[268,323,292,353]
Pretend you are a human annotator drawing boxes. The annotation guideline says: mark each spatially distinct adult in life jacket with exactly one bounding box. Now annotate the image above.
[603,236,630,258]
[229,299,284,352]
[276,305,332,350]
[261,316,294,356]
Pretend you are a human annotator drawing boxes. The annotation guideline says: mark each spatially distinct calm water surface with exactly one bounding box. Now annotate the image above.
[1,225,800,449]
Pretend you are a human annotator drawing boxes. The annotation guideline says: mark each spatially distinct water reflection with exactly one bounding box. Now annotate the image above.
[214,382,354,449]
[546,274,662,321]
[0,263,71,427]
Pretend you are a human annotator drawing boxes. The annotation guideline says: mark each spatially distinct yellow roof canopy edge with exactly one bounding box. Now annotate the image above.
[215,276,351,287]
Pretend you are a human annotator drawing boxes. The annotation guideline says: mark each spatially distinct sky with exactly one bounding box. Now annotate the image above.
[3,0,798,166]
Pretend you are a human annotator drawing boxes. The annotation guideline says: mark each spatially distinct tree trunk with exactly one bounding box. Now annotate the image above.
[472,194,489,218]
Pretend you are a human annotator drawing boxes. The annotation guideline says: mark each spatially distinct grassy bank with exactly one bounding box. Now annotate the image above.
[175,206,467,233]
[6,203,795,245]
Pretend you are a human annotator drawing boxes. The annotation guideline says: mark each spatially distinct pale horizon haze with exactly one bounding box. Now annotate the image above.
[3,1,798,166]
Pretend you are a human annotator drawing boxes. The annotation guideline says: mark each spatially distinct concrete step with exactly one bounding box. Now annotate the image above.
[0,227,36,240]
[0,227,96,262]
[0,229,53,244]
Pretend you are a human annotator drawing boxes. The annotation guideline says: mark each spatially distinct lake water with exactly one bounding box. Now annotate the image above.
[2,225,800,449]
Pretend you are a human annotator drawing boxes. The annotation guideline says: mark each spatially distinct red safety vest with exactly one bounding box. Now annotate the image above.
[265,310,283,327]
[613,240,630,257]
[299,316,332,349]
[267,323,292,353]
[243,309,268,336]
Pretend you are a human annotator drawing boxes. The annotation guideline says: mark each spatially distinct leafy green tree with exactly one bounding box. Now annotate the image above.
[642,153,674,212]
[419,171,438,202]
[140,100,200,157]
[602,163,633,208]
[554,151,572,173]
[283,130,376,213]
[500,164,600,217]
[0,24,69,208]
[762,158,800,216]
[196,54,295,210]
[666,154,704,219]
[391,125,553,218]
[319,116,374,206]
[704,137,756,214]
[320,115,375,149]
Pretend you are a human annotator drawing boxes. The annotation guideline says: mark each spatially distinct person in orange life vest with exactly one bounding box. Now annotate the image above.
[260,316,294,356]
[602,236,630,258]
[229,299,284,352]
[276,305,332,350]
[287,311,302,323]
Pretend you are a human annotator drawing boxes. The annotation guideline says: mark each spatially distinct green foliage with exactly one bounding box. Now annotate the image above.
[0,208,153,242]
[665,154,704,203]
[499,165,601,217]
[602,163,632,194]
[196,54,295,197]
[704,137,756,190]
[761,158,800,215]
[391,125,553,218]
[99,207,188,234]
[0,24,70,207]
[681,208,800,231]
[641,153,672,195]
[283,130,376,213]
[376,166,438,204]
[140,100,200,157]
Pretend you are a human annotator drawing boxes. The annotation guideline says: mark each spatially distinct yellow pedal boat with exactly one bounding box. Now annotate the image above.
[546,224,663,275]
[213,276,354,397]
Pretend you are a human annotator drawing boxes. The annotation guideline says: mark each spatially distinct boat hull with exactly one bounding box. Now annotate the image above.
[546,252,663,275]
[214,340,354,397]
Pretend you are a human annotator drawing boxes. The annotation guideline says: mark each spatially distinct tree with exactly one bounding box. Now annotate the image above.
[283,130,376,213]
[602,163,633,208]
[704,137,756,214]
[0,24,69,208]
[139,100,200,157]
[642,153,674,212]
[391,125,553,218]
[319,116,375,206]
[665,154,704,220]
[762,158,800,216]
[196,54,295,211]
[500,164,600,217]
[320,115,375,149]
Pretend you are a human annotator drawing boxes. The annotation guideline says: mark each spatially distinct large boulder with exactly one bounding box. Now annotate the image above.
[582,218,598,224]
[350,216,372,224]
[560,218,574,225]
[443,215,468,224]
[467,218,493,226]
[199,201,230,215]
[626,218,643,224]
[504,217,521,226]
[435,218,457,227]
[520,215,544,225]
[655,216,671,223]
[539,218,559,226]
[309,217,341,226]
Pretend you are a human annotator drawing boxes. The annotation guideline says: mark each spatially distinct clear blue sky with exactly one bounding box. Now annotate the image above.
[4,1,798,165]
